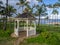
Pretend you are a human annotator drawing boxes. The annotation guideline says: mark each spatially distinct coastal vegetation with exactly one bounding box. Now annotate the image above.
[0,0,60,45]
[20,24,60,45]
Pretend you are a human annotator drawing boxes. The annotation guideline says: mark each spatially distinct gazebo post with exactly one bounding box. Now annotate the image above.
[14,20,19,37]
[33,20,36,35]
[17,20,19,36]
[34,20,36,35]
[27,19,28,37]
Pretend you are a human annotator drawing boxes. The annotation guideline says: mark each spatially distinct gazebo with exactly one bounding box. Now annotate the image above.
[14,13,36,37]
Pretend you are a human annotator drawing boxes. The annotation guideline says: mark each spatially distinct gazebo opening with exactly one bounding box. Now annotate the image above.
[19,21,27,37]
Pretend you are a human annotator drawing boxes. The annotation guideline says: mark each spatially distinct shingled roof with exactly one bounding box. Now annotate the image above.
[16,13,36,20]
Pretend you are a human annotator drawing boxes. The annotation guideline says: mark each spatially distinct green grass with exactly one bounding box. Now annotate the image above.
[0,29,16,45]
[20,24,60,45]
[0,22,60,45]
[20,32,60,45]
[0,37,16,45]
[0,22,16,45]
[36,24,60,33]
[0,28,17,45]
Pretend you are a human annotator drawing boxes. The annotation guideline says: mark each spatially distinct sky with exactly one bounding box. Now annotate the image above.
[0,0,60,19]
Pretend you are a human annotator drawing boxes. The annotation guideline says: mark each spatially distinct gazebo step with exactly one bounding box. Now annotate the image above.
[18,31,26,37]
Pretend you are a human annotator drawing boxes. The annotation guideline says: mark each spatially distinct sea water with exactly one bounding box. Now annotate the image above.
[39,19,60,24]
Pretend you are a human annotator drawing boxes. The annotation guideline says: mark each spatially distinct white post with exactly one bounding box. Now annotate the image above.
[17,20,19,36]
[34,20,36,35]
[24,20,25,30]
[27,19,28,37]
[14,20,19,37]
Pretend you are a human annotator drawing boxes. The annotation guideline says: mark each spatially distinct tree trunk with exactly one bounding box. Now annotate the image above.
[3,0,8,30]
[38,14,40,26]
[22,6,24,13]
[3,16,7,30]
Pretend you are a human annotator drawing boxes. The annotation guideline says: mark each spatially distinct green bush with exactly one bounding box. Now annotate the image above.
[36,25,47,33]
[36,24,60,33]
[26,32,60,45]
[0,30,13,37]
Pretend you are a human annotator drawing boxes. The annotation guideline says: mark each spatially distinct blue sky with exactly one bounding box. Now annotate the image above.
[1,0,60,17]
[43,0,58,5]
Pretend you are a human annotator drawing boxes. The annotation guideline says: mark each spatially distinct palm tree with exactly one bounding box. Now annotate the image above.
[0,1,4,17]
[52,9,58,15]
[3,0,8,30]
[52,9,58,24]
[0,0,16,30]
[1,5,16,30]
[16,0,27,13]
[47,3,59,24]
[0,1,3,8]
[1,5,16,16]
[0,1,3,29]
[36,5,47,26]
[6,5,16,17]
[35,0,48,26]
[23,4,33,13]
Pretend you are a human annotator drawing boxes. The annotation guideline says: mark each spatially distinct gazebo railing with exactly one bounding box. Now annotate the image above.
[18,27,35,31]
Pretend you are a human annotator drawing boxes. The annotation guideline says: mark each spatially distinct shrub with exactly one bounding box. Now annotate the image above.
[36,24,60,33]
[0,30,13,37]
[26,32,60,45]
[36,25,47,33]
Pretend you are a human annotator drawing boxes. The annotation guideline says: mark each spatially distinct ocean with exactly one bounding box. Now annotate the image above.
[40,19,60,24]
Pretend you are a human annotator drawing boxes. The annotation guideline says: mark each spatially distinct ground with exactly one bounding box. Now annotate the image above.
[19,24,60,45]
[0,24,60,45]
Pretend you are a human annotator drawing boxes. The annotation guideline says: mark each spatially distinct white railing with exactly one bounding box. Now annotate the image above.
[19,27,35,31]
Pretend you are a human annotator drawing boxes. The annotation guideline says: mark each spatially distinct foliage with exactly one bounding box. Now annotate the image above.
[0,22,15,44]
[0,29,13,37]
[19,21,35,27]
[25,32,60,45]
[19,24,60,45]
[1,5,16,17]
[52,9,59,15]
[16,0,29,12]
[0,22,15,45]
[36,24,60,33]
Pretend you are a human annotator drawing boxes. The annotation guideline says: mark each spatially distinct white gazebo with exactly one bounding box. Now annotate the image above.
[14,13,36,37]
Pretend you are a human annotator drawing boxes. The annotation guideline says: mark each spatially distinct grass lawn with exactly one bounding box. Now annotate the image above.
[20,32,60,45]
[0,37,17,45]
[0,22,60,45]
[0,22,17,45]
[0,29,17,45]
[20,24,60,45]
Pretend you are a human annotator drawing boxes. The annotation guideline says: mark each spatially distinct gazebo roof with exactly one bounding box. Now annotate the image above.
[16,13,36,20]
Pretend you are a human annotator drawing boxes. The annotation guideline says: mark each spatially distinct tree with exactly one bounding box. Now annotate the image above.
[0,1,4,29]
[23,5,33,14]
[5,5,16,17]
[0,1,4,17]
[0,1,3,8]
[16,0,28,13]
[36,0,47,26]
[47,0,60,15]
[3,0,9,30]
[0,0,16,30]
[1,5,16,30]
[52,9,58,15]
[46,0,60,24]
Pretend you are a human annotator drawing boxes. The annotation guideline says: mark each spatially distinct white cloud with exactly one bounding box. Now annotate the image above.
[26,0,38,5]
[34,0,38,5]
[46,7,50,10]
[26,0,31,2]
[1,0,19,5]
[48,14,60,19]
[1,0,38,6]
